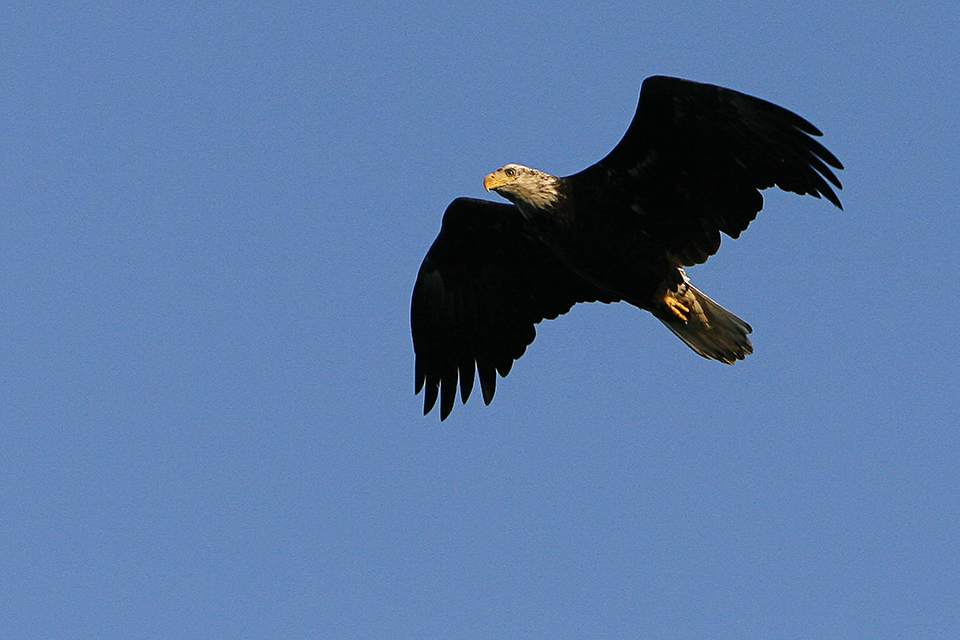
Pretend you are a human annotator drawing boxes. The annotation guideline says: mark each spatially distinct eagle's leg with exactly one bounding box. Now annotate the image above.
[663,292,690,322]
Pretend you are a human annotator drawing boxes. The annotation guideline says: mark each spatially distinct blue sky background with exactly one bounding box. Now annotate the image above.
[2,2,958,638]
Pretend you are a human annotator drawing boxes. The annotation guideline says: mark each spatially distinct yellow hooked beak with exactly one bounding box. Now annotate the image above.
[484,171,509,192]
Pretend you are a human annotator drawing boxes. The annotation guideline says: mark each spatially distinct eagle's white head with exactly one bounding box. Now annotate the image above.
[483,164,563,215]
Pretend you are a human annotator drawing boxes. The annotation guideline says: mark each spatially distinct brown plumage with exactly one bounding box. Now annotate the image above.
[412,76,843,420]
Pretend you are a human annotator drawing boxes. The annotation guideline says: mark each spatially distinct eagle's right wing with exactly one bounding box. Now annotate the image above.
[579,76,843,266]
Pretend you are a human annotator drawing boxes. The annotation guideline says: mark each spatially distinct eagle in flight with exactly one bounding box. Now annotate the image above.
[411,76,843,420]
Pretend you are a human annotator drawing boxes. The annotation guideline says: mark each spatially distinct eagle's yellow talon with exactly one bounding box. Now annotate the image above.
[664,294,690,322]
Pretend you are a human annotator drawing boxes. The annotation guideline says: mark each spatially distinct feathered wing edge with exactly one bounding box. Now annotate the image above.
[579,76,844,268]
[412,198,617,420]
[636,76,844,207]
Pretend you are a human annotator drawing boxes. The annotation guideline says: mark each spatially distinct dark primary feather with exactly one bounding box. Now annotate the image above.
[411,198,617,420]
[574,76,844,266]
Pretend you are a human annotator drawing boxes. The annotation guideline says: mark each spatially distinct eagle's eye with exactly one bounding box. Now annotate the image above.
[504,167,517,178]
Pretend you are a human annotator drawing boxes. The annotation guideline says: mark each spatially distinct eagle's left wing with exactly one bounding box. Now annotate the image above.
[412,198,617,420]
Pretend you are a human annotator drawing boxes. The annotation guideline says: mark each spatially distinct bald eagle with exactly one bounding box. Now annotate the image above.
[412,76,843,420]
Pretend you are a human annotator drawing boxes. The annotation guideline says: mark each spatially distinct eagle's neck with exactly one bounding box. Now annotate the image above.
[511,175,572,226]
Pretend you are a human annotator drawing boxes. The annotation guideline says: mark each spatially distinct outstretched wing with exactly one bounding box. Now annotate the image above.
[575,75,844,266]
[412,197,617,420]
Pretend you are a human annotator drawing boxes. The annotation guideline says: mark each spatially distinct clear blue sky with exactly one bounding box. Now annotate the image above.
[2,2,958,638]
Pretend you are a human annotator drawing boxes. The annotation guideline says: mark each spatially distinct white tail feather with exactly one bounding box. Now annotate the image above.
[659,284,753,364]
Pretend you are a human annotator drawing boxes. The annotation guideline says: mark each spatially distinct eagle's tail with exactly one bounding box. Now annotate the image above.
[657,282,753,364]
